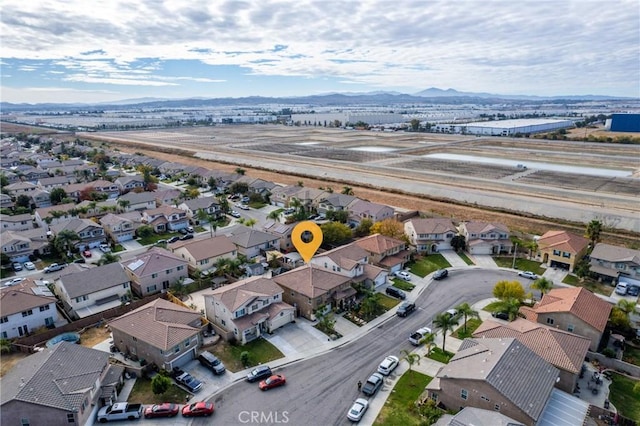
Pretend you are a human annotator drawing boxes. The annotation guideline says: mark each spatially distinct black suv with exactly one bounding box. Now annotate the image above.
[396,301,416,317]
[385,287,406,300]
[180,234,194,241]
[198,351,226,375]
[492,311,509,320]
[246,365,272,383]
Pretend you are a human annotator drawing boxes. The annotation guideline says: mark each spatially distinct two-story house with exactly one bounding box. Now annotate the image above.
[153,188,183,206]
[317,193,357,215]
[30,188,52,208]
[123,247,189,297]
[109,298,202,371]
[0,213,32,232]
[520,286,612,351]
[589,243,640,285]
[460,221,513,255]
[310,242,386,290]
[170,235,238,274]
[1,342,125,426]
[347,199,395,227]
[142,205,189,232]
[223,225,280,260]
[34,203,79,229]
[99,213,137,243]
[117,191,158,211]
[114,175,145,193]
[204,276,295,344]
[0,280,60,338]
[178,196,223,224]
[36,175,75,191]
[354,233,411,275]
[270,185,304,207]
[0,229,50,263]
[262,221,295,252]
[404,218,457,253]
[50,218,106,250]
[536,230,589,272]
[4,181,38,197]
[53,263,131,319]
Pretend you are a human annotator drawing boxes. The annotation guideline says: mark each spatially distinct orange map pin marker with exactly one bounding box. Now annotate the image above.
[291,221,323,263]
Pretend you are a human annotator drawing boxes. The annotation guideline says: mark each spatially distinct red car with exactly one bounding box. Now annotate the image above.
[144,403,179,418]
[259,374,286,391]
[182,401,214,417]
[83,250,92,258]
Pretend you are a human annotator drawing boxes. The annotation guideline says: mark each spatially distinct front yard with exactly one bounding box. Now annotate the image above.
[409,254,451,278]
[451,317,482,339]
[563,274,613,296]
[392,278,415,291]
[204,338,284,372]
[374,370,434,426]
[492,257,544,274]
[128,377,190,404]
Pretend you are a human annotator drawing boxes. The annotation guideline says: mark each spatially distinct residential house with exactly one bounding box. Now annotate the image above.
[50,218,106,250]
[118,190,158,211]
[64,179,120,201]
[520,286,612,351]
[262,221,295,252]
[223,224,280,260]
[0,213,32,232]
[1,170,21,185]
[204,170,241,194]
[153,188,183,206]
[433,407,524,426]
[317,193,357,214]
[4,181,38,196]
[404,218,457,253]
[142,205,189,232]
[0,342,125,426]
[0,193,14,210]
[100,213,137,243]
[289,187,328,211]
[426,338,560,426]
[270,185,304,207]
[109,298,202,371]
[0,229,51,263]
[347,199,395,226]
[0,280,59,338]
[30,188,52,208]
[589,243,640,285]
[178,196,223,223]
[53,263,131,319]
[460,221,513,255]
[114,175,145,193]
[170,235,237,274]
[15,166,50,183]
[354,233,411,275]
[472,318,591,393]
[247,178,279,199]
[273,265,356,319]
[123,247,189,297]
[536,230,589,272]
[36,175,74,191]
[311,242,388,290]
[34,203,79,229]
[204,276,295,344]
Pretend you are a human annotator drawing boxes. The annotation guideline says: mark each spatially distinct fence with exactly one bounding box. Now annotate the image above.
[589,405,637,426]
[587,351,640,378]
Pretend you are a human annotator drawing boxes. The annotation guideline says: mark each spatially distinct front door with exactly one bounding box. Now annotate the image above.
[18,325,28,336]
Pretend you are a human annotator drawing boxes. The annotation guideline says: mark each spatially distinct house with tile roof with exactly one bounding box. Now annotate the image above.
[204,276,295,344]
[433,407,524,426]
[4,181,39,196]
[290,187,329,210]
[404,218,457,254]
[114,175,145,193]
[519,286,612,351]
[99,213,137,243]
[317,193,358,215]
[589,243,640,285]
[53,263,131,319]
[118,190,158,211]
[34,202,79,229]
[178,196,223,223]
[123,247,189,297]
[142,205,189,233]
[0,193,15,210]
[262,220,295,252]
[0,341,124,426]
[0,228,51,263]
[153,188,184,207]
[472,318,591,393]
[0,213,33,232]
[222,224,281,260]
[273,265,356,320]
[36,175,75,190]
[460,221,513,255]
[270,185,304,207]
[347,199,395,226]
[0,280,60,339]
[109,298,203,371]
[170,235,238,274]
[536,230,589,272]
[425,338,559,426]
[310,242,387,289]
[50,218,107,250]
[354,233,411,274]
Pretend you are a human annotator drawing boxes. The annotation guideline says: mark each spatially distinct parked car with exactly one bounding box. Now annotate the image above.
[395,271,411,281]
[445,308,458,318]
[23,261,36,270]
[492,311,509,320]
[230,210,241,218]
[518,271,538,280]
[396,301,416,317]
[173,370,203,393]
[167,236,180,243]
[237,203,250,210]
[4,277,25,287]
[385,286,406,300]
[259,374,286,390]
[433,269,449,280]
[179,228,189,235]
[44,263,66,273]
[187,226,194,233]
[347,398,369,422]
[615,282,629,296]
[180,234,194,241]
[409,327,432,346]
[99,244,111,253]
[627,285,639,297]
[181,402,214,417]
[377,355,399,376]
[97,402,143,422]
[144,403,179,418]
[198,351,226,375]
[361,372,384,396]
[12,262,23,271]
[246,365,272,383]
[83,249,92,258]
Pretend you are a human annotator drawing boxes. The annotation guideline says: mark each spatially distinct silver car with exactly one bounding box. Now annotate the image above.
[347,398,368,422]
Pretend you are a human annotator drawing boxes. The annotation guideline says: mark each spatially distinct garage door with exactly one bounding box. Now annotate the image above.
[170,347,196,370]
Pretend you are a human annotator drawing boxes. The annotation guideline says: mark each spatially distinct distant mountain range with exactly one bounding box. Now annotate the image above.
[0,88,632,111]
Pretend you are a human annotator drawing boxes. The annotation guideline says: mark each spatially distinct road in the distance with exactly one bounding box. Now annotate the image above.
[192,269,535,426]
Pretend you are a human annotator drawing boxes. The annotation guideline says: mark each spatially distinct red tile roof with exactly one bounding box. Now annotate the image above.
[538,230,589,254]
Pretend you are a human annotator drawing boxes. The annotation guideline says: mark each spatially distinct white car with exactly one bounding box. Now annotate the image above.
[4,277,25,287]
[230,210,241,218]
[347,398,368,422]
[99,244,111,253]
[377,355,399,376]
[518,271,538,280]
[23,261,36,270]
[395,271,411,281]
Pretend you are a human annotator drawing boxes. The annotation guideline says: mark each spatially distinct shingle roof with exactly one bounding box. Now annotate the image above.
[537,230,589,254]
[124,247,186,278]
[355,233,404,254]
[441,338,558,422]
[182,196,220,210]
[224,225,278,248]
[406,218,457,234]
[0,285,56,316]
[108,298,201,351]
[313,243,368,270]
[463,221,509,235]
[0,342,110,411]
[58,263,129,298]
[273,265,352,298]
[472,319,590,373]
[171,235,237,261]
[210,276,283,311]
[119,191,157,204]
[590,243,640,264]
[50,218,101,234]
[523,287,612,332]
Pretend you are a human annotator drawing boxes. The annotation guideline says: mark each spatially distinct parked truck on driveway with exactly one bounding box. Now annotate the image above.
[96,402,143,422]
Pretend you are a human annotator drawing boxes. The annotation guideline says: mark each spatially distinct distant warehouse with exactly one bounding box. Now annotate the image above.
[435,118,574,136]
[290,112,403,126]
[605,113,640,132]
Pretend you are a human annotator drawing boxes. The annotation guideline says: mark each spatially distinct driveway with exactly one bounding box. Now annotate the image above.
[119,239,144,250]
[263,320,331,359]
[470,254,499,269]
[439,250,468,267]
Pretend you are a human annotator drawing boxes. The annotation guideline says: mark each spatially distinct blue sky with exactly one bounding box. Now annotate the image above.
[1,0,638,104]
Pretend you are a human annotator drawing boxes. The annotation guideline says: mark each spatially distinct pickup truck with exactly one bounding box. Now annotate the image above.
[96,402,143,422]
[409,327,432,346]
[172,367,203,392]
[44,263,66,273]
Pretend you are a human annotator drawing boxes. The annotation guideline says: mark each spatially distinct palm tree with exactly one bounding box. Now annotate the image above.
[585,220,602,247]
[53,230,81,260]
[400,349,421,384]
[267,210,281,221]
[616,299,638,317]
[419,332,436,356]
[244,218,257,228]
[214,258,231,277]
[455,302,479,334]
[97,252,121,265]
[341,186,354,195]
[531,277,554,300]
[493,297,525,322]
[117,199,130,212]
[433,312,459,352]
[209,219,218,238]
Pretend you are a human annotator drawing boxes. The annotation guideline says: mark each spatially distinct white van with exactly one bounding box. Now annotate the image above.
[615,282,629,295]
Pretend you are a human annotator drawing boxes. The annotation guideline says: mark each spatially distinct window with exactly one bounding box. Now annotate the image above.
[174,346,180,353]
[151,273,158,278]
[481,395,490,402]
[147,285,157,293]
[494,404,500,412]
[22,310,33,317]
[460,389,468,400]
[568,324,575,332]
[562,252,571,258]
[166,269,172,274]
[122,283,128,288]
[1,331,7,339]
[67,413,75,423]
[252,304,258,311]
[177,265,184,271]
[553,249,561,256]
[20,419,30,426]
[430,392,438,402]
[184,338,191,347]
[0,316,7,324]
[39,305,50,312]
[546,317,554,325]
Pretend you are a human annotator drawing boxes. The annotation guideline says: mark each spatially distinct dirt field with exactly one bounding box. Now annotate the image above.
[78,325,112,348]
[0,352,28,377]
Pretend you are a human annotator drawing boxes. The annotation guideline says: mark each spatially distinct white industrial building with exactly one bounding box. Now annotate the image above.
[290,112,404,126]
[434,118,574,135]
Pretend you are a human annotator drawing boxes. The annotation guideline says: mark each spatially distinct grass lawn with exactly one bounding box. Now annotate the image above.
[392,279,415,291]
[206,338,284,372]
[451,318,482,339]
[113,244,125,253]
[137,232,178,246]
[458,252,475,265]
[482,301,503,312]
[374,370,433,426]
[378,294,401,311]
[609,372,640,422]
[623,345,640,366]
[410,254,451,278]
[426,347,454,363]
[492,257,544,274]
[128,377,190,404]
[561,275,613,296]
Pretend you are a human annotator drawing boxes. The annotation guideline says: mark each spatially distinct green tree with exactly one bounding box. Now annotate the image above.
[609,306,631,329]
[185,188,200,199]
[359,290,384,320]
[419,332,436,356]
[400,349,421,383]
[49,188,67,205]
[320,222,352,247]
[151,374,171,395]
[492,280,526,301]
[97,252,121,265]
[315,304,336,334]
[244,218,257,228]
[136,225,154,238]
[240,351,250,366]
[235,168,246,176]
[455,302,479,334]
[229,182,249,195]
[410,118,421,131]
[370,219,407,242]
[53,230,81,260]
[117,199,130,212]
[0,339,12,354]
[353,218,373,237]
[16,194,32,209]
[450,235,466,252]
[207,176,218,192]
[267,210,281,221]
[341,186,354,195]
[433,312,459,352]
[574,258,591,281]
[493,297,525,321]
[531,277,554,300]
[0,173,9,188]
[616,299,638,318]
[585,219,602,247]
